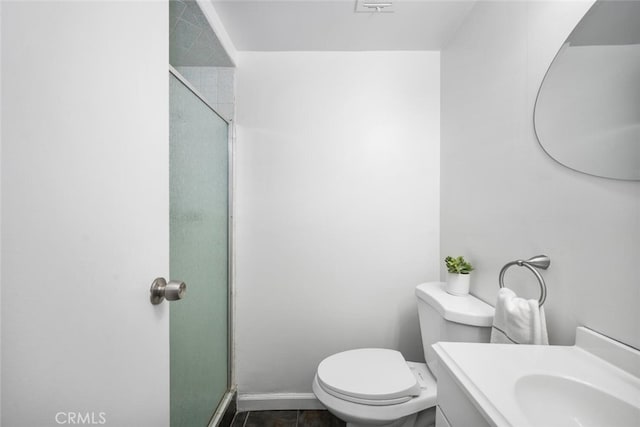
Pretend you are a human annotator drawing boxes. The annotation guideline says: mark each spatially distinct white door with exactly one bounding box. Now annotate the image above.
[2,2,170,426]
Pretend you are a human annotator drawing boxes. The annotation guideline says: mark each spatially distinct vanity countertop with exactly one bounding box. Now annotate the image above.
[433,327,640,427]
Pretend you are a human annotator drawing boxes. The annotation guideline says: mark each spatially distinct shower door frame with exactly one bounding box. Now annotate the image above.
[169,65,236,427]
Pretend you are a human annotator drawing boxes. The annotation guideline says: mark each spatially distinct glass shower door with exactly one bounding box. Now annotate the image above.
[169,72,229,426]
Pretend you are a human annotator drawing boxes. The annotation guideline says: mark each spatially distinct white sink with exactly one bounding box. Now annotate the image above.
[515,374,640,427]
[433,327,640,427]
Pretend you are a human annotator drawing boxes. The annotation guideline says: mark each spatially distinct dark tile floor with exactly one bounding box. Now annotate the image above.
[231,410,345,427]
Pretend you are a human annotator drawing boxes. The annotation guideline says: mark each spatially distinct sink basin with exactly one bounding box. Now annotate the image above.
[515,374,640,427]
[433,327,640,427]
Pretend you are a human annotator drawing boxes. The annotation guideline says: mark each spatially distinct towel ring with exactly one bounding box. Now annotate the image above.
[498,255,550,307]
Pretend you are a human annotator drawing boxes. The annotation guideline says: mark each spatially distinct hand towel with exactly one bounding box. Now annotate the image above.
[490,287,549,345]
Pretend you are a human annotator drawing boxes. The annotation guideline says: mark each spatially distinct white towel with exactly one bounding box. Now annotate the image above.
[490,287,549,345]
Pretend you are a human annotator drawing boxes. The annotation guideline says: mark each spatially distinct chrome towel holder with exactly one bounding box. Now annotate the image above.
[498,255,550,307]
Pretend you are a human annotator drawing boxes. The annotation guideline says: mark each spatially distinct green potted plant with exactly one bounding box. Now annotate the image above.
[444,256,474,296]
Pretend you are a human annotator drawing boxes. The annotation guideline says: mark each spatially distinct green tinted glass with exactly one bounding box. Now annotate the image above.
[169,73,228,427]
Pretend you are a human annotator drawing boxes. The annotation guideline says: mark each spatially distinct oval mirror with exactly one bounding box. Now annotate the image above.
[534,0,640,180]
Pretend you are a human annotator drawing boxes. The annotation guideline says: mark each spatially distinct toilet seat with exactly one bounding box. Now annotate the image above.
[312,361,437,426]
[316,348,421,406]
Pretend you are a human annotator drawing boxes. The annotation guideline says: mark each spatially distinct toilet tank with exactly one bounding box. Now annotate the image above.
[415,282,495,377]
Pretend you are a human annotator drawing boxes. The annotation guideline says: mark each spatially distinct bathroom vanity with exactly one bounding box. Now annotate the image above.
[432,327,640,427]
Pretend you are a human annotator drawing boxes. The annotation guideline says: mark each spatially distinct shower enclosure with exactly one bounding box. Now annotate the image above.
[168,1,236,424]
[169,69,232,426]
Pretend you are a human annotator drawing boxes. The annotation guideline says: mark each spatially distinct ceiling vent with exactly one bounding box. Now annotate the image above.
[355,1,395,13]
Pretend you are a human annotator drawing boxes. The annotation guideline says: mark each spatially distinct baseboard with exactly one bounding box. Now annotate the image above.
[237,393,326,412]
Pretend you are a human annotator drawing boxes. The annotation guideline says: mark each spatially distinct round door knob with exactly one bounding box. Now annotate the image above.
[165,280,186,301]
[150,277,187,305]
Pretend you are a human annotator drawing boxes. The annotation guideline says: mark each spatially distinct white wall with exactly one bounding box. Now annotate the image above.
[235,52,440,405]
[0,1,3,418]
[2,2,170,426]
[441,1,640,348]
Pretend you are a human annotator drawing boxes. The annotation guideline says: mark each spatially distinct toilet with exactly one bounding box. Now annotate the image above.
[312,282,495,427]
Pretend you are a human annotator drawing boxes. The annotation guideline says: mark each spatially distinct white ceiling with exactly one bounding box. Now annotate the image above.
[209,0,477,51]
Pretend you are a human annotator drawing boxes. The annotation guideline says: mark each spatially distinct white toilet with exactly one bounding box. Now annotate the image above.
[312,282,495,427]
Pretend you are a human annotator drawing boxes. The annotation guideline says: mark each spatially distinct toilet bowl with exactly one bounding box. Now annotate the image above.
[312,348,437,427]
[312,282,495,427]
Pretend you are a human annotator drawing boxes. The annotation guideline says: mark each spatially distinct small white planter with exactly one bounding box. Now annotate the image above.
[446,272,471,296]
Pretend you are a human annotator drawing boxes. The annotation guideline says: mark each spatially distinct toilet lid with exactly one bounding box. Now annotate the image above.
[316,348,420,405]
